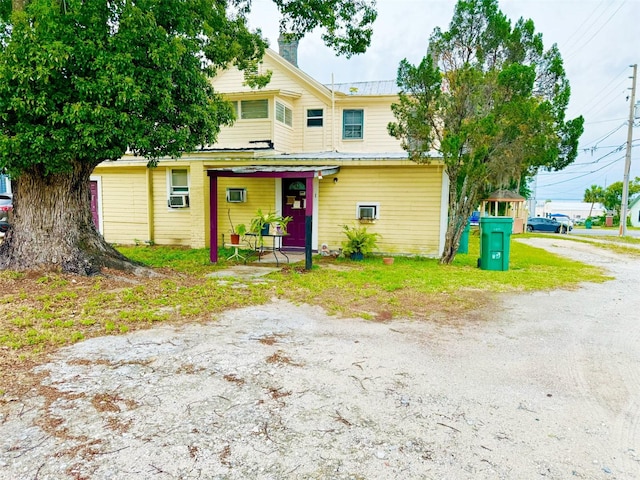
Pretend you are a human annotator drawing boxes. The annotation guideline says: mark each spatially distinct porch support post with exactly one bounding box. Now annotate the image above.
[304,176,314,270]
[209,173,219,263]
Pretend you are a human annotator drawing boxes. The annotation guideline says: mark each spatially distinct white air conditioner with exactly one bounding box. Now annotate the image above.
[168,194,189,208]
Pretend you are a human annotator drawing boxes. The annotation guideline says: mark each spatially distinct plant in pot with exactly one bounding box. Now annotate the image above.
[250,209,292,246]
[227,209,247,245]
[341,224,380,260]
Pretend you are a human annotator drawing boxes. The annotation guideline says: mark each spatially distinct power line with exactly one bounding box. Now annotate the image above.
[563,1,627,61]
[579,122,627,149]
[538,156,624,187]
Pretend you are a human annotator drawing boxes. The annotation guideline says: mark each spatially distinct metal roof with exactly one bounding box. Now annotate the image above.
[264,151,410,160]
[207,165,340,174]
[484,189,526,201]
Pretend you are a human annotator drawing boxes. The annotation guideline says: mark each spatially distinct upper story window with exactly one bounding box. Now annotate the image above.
[239,99,268,119]
[307,109,323,127]
[275,101,293,127]
[343,109,364,139]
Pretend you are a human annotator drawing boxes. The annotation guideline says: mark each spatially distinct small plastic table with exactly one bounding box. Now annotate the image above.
[226,244,246,262]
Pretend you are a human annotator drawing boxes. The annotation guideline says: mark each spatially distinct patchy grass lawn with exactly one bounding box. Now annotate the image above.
[0,235,610,396]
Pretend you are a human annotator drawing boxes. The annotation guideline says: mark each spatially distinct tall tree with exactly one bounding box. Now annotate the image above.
[388,0,583,264]
[600,178,640,216]
[583,184,605,218]
[0,0,377,275]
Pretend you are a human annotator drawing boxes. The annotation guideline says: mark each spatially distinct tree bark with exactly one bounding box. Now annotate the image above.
[440,174,477,265]
[0,162,141,275]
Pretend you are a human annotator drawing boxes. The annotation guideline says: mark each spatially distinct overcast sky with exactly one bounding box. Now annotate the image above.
[248,0,639,203]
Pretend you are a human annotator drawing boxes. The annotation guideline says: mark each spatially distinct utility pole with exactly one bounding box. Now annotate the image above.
[619,64,637,237]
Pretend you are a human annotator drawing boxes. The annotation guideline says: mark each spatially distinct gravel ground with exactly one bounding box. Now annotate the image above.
[1,237,639,479]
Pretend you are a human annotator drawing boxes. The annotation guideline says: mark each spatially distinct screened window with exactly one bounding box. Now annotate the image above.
[343,109,364,139]
[240,99,268,119]
[307,109,323,127]
[275,101,293,126]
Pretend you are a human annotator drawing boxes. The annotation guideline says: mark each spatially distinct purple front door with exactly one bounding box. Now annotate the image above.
[282,178,307,248]
[90,180,100,231]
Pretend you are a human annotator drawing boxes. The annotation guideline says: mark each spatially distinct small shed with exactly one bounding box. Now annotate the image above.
[481,189,527,234]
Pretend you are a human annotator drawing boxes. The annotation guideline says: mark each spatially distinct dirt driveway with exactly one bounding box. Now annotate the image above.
[1,237,639,479]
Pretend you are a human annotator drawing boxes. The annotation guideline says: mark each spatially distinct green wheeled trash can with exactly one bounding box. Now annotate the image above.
[478,217,513,271]
[585,218,592,229]
[458,221,471,254]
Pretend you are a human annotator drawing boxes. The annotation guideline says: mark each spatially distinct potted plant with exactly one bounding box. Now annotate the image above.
[228,209,247,244]
[250,209,292,236]
[341,224,380,260]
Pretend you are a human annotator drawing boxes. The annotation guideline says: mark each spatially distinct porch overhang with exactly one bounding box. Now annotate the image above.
[207,165,340,178]
[207,166,340,269]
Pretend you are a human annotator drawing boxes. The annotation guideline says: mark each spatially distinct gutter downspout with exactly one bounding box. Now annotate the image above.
[331,73,336,151]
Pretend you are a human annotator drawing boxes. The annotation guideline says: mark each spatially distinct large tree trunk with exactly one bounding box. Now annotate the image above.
[0,163,141,275]
[440,174,478,265]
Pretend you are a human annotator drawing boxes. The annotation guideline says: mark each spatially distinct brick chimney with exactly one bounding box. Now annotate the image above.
[278,34,299,67]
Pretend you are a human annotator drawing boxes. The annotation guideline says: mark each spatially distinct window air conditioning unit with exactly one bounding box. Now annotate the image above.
[168,194,189,208]
[358,206,376,220]
[226,188,247,203]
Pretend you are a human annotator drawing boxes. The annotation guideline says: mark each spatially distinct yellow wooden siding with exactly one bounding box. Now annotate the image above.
[95,168,149,244]
[273,111,294,152]
[217,177,277,245]
[215,118,272,149]
[334,102,403,153]
[317,165,443,256]
[150,167,192,246]
[188,165,207,248]
[213,53,305,94]
[298,99,332,152]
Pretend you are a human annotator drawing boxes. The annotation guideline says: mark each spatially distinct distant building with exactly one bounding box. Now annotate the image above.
[629,196,640,227]
[534,201,606,220]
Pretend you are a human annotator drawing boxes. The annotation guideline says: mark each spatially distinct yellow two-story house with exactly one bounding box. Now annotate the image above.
[92,40,449,262]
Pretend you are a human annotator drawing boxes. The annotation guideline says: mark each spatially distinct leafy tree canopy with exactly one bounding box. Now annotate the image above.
[0,0,377,177]
[388,0,583,263]
[595,178,640,215]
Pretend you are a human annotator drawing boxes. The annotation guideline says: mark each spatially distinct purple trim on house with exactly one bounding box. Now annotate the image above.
[209,171,316,179]
[207,166,337,269]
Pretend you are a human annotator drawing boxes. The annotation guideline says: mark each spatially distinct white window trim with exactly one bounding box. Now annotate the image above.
[167,168,190,209]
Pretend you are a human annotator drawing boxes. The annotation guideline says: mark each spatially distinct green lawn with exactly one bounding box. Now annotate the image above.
[0,233,613,394]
